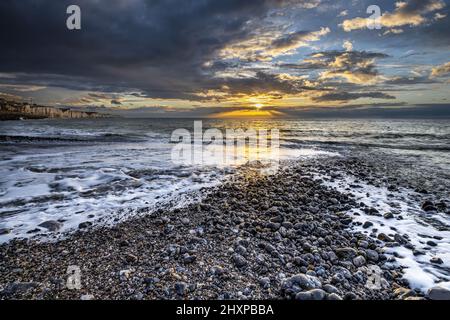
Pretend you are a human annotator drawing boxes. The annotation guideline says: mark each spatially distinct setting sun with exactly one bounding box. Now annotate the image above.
[254,103,264,110]
[209,108,285,118]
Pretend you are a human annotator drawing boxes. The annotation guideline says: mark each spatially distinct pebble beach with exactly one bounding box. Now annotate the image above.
[1,154,449,300]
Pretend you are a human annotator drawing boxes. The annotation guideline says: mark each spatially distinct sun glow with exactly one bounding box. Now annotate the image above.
[209,109,285,118]
[254,103,264,110]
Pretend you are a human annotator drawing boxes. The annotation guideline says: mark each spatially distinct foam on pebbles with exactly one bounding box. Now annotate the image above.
[314,158,450,294]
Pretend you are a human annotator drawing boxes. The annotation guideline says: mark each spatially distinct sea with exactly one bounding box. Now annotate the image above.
[0,118,449,291]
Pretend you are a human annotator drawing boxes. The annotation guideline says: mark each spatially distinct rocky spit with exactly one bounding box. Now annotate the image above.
[0,156,448,300]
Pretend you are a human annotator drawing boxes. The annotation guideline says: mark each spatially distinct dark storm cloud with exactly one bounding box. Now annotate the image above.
[201,71,317,101]
[0,0,294,100]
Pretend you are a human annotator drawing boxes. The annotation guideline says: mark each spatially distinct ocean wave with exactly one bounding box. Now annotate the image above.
[0,133,145,144]
[281,130,450,140]
[0,135,92,143]
[370,133,450,140]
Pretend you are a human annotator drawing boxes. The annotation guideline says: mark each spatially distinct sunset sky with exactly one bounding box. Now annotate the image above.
[0,0,449,117]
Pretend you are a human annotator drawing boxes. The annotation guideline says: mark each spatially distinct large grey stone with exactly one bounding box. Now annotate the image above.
[427,287,450,300]
[283,273,321,290]
[38,220,62,231]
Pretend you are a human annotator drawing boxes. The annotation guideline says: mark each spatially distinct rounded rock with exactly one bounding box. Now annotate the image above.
[427,287,450,300]
[353,255,366,267]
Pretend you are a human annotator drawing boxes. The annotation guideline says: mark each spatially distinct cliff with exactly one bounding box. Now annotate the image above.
[0,99,111,120]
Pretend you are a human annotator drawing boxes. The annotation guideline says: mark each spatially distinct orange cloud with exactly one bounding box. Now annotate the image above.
[341,0,445,32]
[431,62,450,77]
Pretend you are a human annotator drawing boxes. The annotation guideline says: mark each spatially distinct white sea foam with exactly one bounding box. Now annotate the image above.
[316,173,450,292]
[0,129,335,243]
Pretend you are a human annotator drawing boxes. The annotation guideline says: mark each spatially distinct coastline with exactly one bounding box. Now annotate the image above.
[2,155,448,300]
[0,98,113,121]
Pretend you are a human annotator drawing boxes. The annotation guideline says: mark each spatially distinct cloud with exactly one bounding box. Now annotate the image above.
[312,91,396,102]
[430,62,450,77]
[266,28,330,57]
[0,84,46,92]
[384,75,437,85]
[342,40,353,52]
[296,0,321,9]
[0,0,334,105]
[0,0,299,101]
[195,71,318,102]
[218,27,330,62]
[279,103,450,118]
[0,0,448,111]
[290,50,389,85]
[59,91,127,106]
[434,12,447,20]
[0,92,23,101]
[382,28,404,35]
[341,0,446,32]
